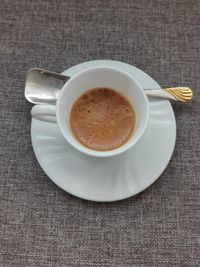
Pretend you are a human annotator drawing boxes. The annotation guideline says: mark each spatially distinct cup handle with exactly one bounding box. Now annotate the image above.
[31,104,57,123]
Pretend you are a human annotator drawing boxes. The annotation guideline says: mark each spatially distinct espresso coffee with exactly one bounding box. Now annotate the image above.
[70,88,136,151]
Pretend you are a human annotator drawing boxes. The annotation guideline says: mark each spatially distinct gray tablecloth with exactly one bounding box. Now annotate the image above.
[0,1,200,266]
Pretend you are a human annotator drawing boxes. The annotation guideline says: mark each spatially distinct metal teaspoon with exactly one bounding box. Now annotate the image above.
[25,68,193,104]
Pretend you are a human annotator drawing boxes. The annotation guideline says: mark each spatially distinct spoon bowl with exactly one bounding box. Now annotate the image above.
[25,68,70,104]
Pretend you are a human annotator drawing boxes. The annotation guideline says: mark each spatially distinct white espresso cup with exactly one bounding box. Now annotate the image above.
[31,66,150,157]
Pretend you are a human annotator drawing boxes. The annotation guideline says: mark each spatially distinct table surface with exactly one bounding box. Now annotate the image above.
[0,1,200,266]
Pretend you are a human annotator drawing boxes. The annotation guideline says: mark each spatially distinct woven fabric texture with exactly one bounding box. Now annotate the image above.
[0,0,200,266]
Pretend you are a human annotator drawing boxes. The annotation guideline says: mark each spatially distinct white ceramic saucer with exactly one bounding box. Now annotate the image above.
[31,60,176,202]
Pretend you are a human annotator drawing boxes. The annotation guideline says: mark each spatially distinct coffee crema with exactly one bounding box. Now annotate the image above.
[70,88,136,151]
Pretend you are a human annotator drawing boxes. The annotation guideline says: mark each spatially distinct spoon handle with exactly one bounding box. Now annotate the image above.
[145,87,193,102]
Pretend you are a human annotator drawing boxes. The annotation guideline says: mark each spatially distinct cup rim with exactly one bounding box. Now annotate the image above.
[57,66,150,158]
